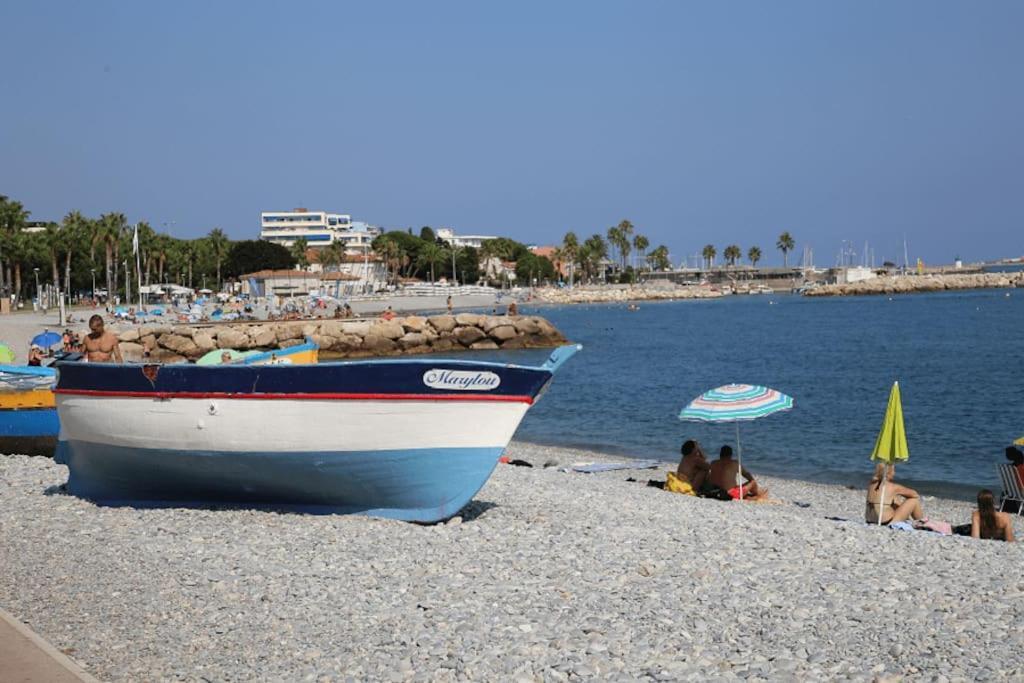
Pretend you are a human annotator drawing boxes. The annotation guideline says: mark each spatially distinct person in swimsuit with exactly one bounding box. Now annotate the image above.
[972,489,1015,542]
[82,314,123,363]
[676,440,711,492]
[708,445,767,501]
[27,344,45,366]
[864,463,923,524]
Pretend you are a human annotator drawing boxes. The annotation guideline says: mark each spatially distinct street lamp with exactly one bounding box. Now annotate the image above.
[33,267,40,310]
[90,269,96,303]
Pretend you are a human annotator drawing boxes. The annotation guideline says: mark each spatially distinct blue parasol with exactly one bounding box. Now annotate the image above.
[31,331,63,349]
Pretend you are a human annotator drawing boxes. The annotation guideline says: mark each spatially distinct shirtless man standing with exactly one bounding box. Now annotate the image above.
[708,445,768,501]
[82,314,123,363]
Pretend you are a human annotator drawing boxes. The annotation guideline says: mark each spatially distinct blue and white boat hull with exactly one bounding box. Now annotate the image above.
[54,346,579,521]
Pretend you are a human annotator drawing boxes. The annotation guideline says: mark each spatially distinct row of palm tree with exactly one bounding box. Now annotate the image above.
[0,196,236,304]
[551,222,670,285]
[701,232,797,269]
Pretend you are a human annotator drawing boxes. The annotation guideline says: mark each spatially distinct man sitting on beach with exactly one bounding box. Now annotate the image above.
[82,314,123,363]
[708,445,767,501]
[676,440,711,492]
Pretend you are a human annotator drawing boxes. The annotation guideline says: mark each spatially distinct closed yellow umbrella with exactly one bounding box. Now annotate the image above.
[1014,436,1024,447]
[869,382,909,525]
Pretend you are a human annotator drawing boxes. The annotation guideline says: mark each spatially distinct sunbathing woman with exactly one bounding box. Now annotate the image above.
[972,489,1015,542]
[865,463,924,524]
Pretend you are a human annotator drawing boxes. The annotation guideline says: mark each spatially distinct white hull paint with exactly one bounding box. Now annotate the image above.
[56,395,530,454]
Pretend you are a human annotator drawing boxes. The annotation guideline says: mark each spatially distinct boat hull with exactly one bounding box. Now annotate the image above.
[54,347,578,521]
[0,408,59,456]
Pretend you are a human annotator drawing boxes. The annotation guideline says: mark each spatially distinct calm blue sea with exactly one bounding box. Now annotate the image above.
[480,289,1023,499]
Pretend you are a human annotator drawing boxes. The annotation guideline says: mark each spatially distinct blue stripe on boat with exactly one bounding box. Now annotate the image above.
[0,408,59,437]
[55,440,504,522]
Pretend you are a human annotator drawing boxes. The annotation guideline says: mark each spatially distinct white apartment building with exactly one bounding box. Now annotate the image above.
[435,227,498,249]
[260,209,379,254]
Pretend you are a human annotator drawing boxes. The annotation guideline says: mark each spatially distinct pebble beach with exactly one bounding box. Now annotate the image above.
[1,442,1021,682]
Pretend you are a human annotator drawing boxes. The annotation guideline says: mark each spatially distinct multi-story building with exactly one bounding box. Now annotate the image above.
[435,227,498,250]
[260,209,379,254]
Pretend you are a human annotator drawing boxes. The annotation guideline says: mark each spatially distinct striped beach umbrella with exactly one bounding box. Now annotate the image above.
[679,384,794,499]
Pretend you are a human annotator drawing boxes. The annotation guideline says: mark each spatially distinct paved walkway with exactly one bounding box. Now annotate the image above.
[0,607,100,682]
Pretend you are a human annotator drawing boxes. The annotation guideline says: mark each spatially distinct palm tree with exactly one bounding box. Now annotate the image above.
[207,228,230,287]
[648,245,671,271]
[0,196,30,295]
[616,220,634,273]
[291,237,310,269]
[747,246,762,267]
[417,242,446,282]
[61,211,89,299]
[724,244,742,267]
[561,232,579,288]
[582,233,608,282]
[702,244,717,270]
[93,212,126,301]
[42,221,63,293]
[633,234,649,276]
[320,242,346,273]
[777,231,795,267]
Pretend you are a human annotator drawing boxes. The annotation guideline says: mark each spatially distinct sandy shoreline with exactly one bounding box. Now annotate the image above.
[1,441,1020,681]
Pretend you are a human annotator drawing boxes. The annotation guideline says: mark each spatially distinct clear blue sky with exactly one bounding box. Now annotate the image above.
[3,1,1022,265]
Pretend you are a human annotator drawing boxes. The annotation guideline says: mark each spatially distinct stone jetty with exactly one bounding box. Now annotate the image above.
[533,285,724,305]
[804,271,1023,297]
[106,314,567,363]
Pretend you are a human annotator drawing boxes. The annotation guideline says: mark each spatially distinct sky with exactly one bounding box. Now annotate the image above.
[2,1,1023,266]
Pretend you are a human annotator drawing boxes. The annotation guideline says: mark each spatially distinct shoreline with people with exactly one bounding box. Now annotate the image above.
[2,439,1020,680]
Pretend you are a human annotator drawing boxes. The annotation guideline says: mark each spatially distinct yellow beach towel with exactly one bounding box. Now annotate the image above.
[665,471,696,496]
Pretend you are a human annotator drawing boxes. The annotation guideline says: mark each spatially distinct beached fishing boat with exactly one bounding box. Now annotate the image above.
[0,365,59,456]
[0,340,319,458]
[54,345,580,522]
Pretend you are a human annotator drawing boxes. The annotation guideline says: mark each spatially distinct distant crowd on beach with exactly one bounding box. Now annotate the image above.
[672,439,1020,543]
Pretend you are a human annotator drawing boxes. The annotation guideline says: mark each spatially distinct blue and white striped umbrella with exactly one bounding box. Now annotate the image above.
[679,384,794,504]
[679,384,794,423]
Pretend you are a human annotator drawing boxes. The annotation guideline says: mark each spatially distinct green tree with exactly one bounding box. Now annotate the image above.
[417,241,446,282]
[0,196,30,295]
[648,245,671,271]
[580,234,608,282]
[224,240,295,279]
[291,237,310,269]
[633,234,649,275]
[419,226,435,242]
[207,228,230,287]
[777,231,795,267]
[724,244,742,266]
[701,244,717,270]
[319,242,346,273]
[93,212,126,300]
[616,219,634,273]
[41,221,63,292]
[60,210,90,297]
[561,232,579,287]
[514,252,555,284]
[747,246,762,267]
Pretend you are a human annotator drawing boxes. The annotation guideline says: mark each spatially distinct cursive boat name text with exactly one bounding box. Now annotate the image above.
[423,369,502,391]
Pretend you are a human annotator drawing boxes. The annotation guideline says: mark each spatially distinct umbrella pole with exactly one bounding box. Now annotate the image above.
[877,472,886,526]
[735,421,742,503]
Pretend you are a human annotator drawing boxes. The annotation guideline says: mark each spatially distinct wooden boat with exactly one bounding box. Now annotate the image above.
[0,365,58,456]
[0,340,318,458]
[54,345,579,522]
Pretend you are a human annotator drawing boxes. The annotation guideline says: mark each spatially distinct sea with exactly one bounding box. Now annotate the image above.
[458,287,1023,500]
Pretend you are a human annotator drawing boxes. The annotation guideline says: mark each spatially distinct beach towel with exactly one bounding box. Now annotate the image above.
[567,460,661,474]
[665,471,696,496]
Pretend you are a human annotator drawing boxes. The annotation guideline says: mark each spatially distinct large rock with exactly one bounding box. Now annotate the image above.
[333,334,363,352]
[217,328,249,350]
[119,329,140,343]
[340,321,371,337]
[139,324,171,338]
[470,340,499,350]
[361,334,397,354]
[429,336,456,352]
[454,326,487,346]
[428,315,456,333]
[171,325,195,338]
[318,321,345,338]
[193,332,217,352]
[489,325,517,342]
[140,335,158,352]
[158,333,198,357]
[401,316,427,333]
[513,317,541,335]
[480,316,507,333]
[120,342,145,362]
[398,332,428,350]
[371,321,405,340]
[150,348,187,364]
[250,326,277,347]
[454,313,482,327]
[276,324,305,342]
[310,334,337,350]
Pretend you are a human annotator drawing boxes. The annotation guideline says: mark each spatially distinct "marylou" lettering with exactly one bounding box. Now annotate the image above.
[422,369,502,391]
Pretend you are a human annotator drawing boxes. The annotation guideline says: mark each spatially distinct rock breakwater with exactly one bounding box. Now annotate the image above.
[805,272,1024,297]
[533,285,724,305]
[107,315,567,363]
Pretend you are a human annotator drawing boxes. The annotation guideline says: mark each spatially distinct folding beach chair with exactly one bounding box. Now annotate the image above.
[997,463,1024,515]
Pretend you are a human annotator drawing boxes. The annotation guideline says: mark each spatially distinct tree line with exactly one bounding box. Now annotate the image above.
[554,220,672,286]
[699,232,797,269]
[0,195,296,304]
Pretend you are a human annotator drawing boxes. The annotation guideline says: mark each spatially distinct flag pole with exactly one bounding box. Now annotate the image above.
[133,223,144,311]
